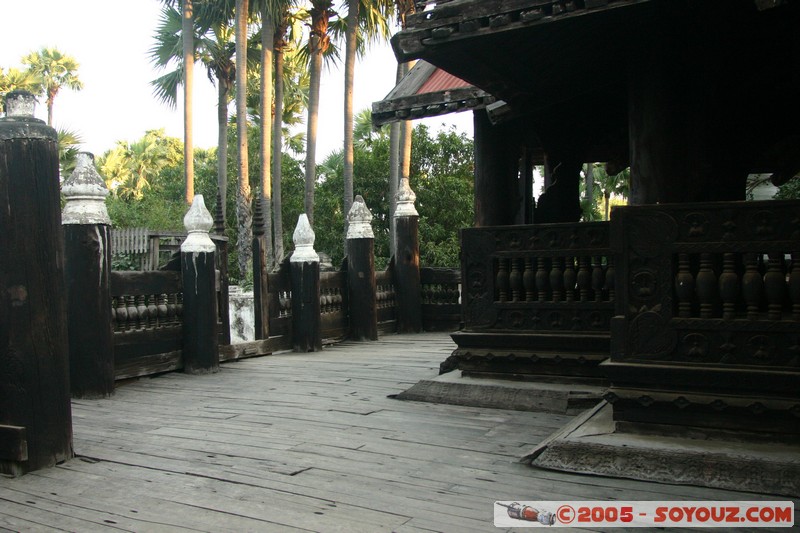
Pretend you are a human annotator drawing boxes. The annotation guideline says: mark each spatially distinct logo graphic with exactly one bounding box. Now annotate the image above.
[496,502,555,525]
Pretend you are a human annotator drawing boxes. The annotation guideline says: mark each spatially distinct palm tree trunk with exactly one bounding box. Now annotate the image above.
[217,77,230,220]
[342,0,359,224]
[260,15,275,270]
[305,43,322,226]
[47,93,55,127]
[272,28,286,266]
[305,2,332,226]
[182,0,195,204]
[236,0,252,280]
[604,191,611,221]
[388,64,402,257]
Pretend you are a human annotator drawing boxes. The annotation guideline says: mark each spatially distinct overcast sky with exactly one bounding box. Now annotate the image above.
[1,0,472,160]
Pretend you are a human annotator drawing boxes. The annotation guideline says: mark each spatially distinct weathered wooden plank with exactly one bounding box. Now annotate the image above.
[109,270,181,296]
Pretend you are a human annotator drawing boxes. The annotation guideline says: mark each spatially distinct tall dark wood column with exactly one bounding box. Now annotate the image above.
[0,91,73,476]
[393,178,422,333]
[291,214,322,352]
[181,195,219,374]
[473,111,520,226]
[346,196,378,341]
[62,153,114,399]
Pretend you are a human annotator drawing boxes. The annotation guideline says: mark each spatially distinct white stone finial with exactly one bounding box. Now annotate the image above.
[394,177,419,217]
[291,214,319,263]
[346,195,374,239]
[5,90,37,118]
[181,195,215,253]
[62,152,111,225]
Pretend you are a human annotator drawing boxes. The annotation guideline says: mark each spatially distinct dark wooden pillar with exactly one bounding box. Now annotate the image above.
[393,178,423,333]
[62,153,114,399]
[473,111,520,226]
[346,196,378,341]
[181,195,219,374]
[290,214,322,352]
[252,196,270,340]
[0,91,73,476]
[212,195,231,346]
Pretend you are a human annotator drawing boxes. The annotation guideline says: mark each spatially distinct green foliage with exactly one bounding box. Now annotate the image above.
[308,121,473,269]
[775,175,800,200]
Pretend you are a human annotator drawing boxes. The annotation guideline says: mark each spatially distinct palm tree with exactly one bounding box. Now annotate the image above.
[57,128,83,178]
[340,0,393,223]
[21,47,83,126]
[590,163,630,221]
[255,0,295,270]
[183,0,195,204]
[304,0,335,226]
[235,0,253,279]
[389,0,414,254]
[0,67,42,113]
[98,133,169,201]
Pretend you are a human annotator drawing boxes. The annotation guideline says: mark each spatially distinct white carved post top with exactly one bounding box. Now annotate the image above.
[62,152,112,225]
[5,90,37,118]
[291,213,320,263]
[394,177,419,217]
[346,195,374,239]
[181,195,216,253]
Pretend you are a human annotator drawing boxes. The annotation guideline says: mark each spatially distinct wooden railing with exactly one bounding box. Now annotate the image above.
[461,222,613,334]
[376,268,397,334]
[110,270,183,379]
[420,267,462,331]
[320,271,348,341]
[606,199,800,434]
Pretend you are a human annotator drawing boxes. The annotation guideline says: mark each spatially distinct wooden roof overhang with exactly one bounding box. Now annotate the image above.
[392,0,652,117]
[371,60,495,127]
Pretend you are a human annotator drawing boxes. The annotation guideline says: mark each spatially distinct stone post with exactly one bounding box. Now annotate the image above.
[346,196,378,341]
[393,178,423,333]
[290,214,322,352]
[62,152,114,398]
[181,195,219,374]
[0,91,73,475]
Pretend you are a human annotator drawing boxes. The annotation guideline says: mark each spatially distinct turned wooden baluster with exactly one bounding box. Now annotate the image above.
[591,256,604,302]
[167,293,177,324]
[136,295,148,329]
[509,258,523,302]
[790,252,800,321]
[523,258,536,301]
[577,256,591,302]
[696,253,717,319]
[157,293,169,327]
[718,253,740,320]
[674,253,695,318]
[126,295,138,331]
[550,257,564,302]
[536,257,549,301]
[114,296,127,331]
[147,295,158,328]
[742,253,763,320]
[563,256,576,303]
[496,258,509,302]
[764,253,785,321]
[604,256,615,302]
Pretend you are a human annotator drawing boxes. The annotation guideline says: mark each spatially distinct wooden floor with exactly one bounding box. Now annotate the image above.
[0,332,795,532]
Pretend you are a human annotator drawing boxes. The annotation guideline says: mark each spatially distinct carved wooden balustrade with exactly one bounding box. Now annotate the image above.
[450,222,612,380]
[420,267,462,331]
[110,271,184,379]
[376,269,398,334]
[320,271,348,341]
[605,200,800,436]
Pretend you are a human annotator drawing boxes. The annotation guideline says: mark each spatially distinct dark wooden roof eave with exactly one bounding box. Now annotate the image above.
[390,0,656,115]
[371,86,494,127]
